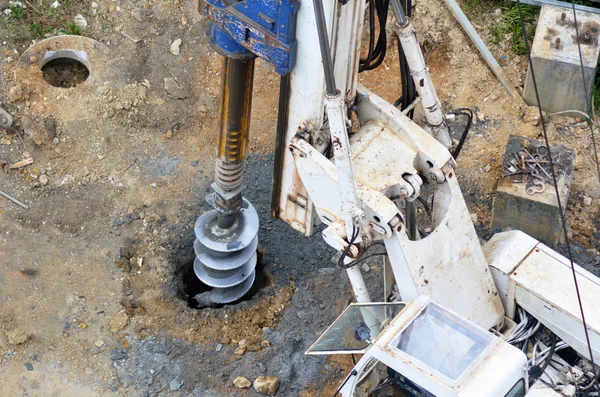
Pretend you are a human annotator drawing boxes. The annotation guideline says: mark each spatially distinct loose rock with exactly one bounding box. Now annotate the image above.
[170,377,183,391]
[164,77,188,99]
[39,175,49,186]
[132,7,150,22]
[233,377,251,389]
[74,14,87,29]
[583,195,592,206]
[94,340,105,347]
[170,39,182,56]
[523,106,541,126]
[253,376,280,396]
[109,310,129,333]
[7,328,29,345]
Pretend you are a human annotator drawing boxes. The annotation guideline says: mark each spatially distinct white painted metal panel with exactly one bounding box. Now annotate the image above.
[484,231,600,363]
[513,248,600,363]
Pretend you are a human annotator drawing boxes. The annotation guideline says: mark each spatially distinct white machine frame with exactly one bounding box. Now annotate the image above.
[268,0,600,394]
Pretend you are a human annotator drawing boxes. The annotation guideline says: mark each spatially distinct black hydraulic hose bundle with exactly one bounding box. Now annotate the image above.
[359,0,390,72]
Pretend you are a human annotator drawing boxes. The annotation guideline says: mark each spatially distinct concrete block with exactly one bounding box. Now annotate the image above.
[491,135,576,245]
[523,5,600,113]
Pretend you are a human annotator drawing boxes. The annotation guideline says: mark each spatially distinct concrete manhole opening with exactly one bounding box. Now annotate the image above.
[41,50,90,88]
[181,251,268,309]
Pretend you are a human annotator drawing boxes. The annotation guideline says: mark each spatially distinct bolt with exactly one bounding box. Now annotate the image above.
[1,118,7,124]
[555,37,561,49]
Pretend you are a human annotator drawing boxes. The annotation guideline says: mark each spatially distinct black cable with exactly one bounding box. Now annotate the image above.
[339,240,387,269]
[359,0,390,72]
[337,226,387,269]
[360,0,377,73]
[528,334,557,387]
[515,2,600,394]
[338,226,360,268]
[452,108,473,160]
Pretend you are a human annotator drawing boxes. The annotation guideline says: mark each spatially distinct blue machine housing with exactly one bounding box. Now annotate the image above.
[200,0,300,75]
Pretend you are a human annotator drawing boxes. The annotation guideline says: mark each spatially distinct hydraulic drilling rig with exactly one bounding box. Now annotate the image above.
[193,0,600,394]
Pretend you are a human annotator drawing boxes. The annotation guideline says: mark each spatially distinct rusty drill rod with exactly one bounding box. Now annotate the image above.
[213,57,255,228]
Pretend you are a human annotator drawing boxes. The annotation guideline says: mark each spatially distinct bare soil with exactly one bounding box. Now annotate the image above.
[1,0,599,396]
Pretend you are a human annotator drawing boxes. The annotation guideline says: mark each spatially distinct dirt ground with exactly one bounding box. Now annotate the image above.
[1,0,600,396]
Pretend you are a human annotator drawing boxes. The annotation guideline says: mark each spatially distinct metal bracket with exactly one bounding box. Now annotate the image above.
[200,0,299,75]
[0,107,13,129]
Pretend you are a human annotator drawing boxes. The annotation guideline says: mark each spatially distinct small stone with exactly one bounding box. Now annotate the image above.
[109,310,129,333]
[29,55,37,63]
[484,164,492,173]
[7,328,29,345]
[361,263,370,273]
[296,311,305,320]
[318,267,336,276]
[253,376,280,396]
[94,340,105,347]
[233,377,251,389]
[234,340,247,355]
[24,362,33,371]
[169,377,183,391]
[191,160,199,167]
[132,8,149,22]
[163,77,188,99]
[470,213,479,224]
[74,14,87,28]
[215,343,223,352]
[170,39,182,56]
[583,195,592,206]
[198,104,208,113]
[110,348,127,361]
[523,106,541,126]
[0,137,11,145]
[39,175,49,186]
[165,130,173,139]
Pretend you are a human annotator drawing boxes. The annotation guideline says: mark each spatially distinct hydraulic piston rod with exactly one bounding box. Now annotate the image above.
[390,0,453,148]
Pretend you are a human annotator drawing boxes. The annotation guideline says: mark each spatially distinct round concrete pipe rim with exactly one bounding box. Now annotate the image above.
[193,253,257,288]
[209,270,256,304]
[40,49,91,70]
[194,235,258,271]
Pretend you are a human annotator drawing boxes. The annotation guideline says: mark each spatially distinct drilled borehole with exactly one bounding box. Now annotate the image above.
[181,250,268,309]
[42,57,90,88]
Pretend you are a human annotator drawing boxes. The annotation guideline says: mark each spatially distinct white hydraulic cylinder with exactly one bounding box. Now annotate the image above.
[395,19,453,148]
[325,91,363,242]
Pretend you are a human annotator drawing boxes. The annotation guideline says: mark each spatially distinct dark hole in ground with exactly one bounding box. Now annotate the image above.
[181,250,268,309]
[42,58,90,88]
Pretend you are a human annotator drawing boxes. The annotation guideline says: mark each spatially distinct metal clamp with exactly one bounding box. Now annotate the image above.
[200,0,299,75]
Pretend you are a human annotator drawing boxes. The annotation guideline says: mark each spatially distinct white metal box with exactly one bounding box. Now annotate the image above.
[523,5,600,113]
[484,230,600,363]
